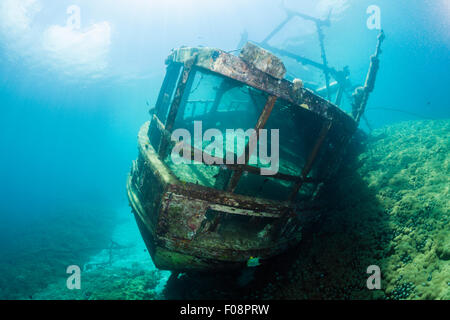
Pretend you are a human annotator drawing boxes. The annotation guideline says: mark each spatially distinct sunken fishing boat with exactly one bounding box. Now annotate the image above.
[127,10,385,272]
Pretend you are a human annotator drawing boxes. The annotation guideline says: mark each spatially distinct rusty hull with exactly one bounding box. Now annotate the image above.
[128,122,301,272]
[127,45,358,272]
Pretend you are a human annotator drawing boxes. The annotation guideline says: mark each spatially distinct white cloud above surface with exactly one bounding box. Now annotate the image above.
[284,0,349,19]
[0,0,41,36]
[43,22,112,76]
[0,0,112,79]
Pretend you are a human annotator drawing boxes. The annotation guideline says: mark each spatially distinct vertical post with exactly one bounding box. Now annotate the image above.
[226,95,278,193]
[289,121,332,201]
[322,133,352,183]
[335,66,350,107]
[149,62,182,149]
[355,30,385,123]
[317,24,331,101]
[158,55,198,159]
[335,83,345,106]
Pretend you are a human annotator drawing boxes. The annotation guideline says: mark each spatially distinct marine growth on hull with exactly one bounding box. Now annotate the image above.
[127,42,367,272]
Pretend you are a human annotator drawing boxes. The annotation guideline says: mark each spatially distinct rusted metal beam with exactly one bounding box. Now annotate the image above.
[226,95,278,192]
[158,235,294,264]
[209,204,280,218]
[289,121,332,201]
[152,114,170,138]
[247,95,278,163]
[221,164,319,184]
[167,183,290,215]
[174,141,320,184]
[149,63,182,149]
[158,56,198,158]
[154,62,182,118]
[317,24,332,101]
[355,31,385,123]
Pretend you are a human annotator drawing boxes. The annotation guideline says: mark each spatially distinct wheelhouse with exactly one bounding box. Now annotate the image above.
[127,43,357,271]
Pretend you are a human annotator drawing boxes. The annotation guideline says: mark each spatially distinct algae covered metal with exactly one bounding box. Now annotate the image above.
[127,43,361,272]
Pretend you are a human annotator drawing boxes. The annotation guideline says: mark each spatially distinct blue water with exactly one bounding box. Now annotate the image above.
[0,0,448,299]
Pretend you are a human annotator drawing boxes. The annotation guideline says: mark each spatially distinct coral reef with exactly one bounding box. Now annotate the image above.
[267,120,449,300]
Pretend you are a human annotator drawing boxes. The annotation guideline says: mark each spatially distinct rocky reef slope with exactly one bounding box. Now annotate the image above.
[268,119,449,300]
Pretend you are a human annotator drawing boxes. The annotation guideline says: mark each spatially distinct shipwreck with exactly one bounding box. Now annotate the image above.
[127,9,384,272]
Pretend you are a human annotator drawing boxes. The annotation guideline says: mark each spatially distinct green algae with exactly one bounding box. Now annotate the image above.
[360,120,449,300]
[270,119,449,300]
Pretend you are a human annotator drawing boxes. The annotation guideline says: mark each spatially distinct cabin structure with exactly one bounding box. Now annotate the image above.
[127,43,360,271]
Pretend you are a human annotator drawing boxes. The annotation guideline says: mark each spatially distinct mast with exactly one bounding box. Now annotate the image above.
[257,5,347,106]
[354,30,386,123]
